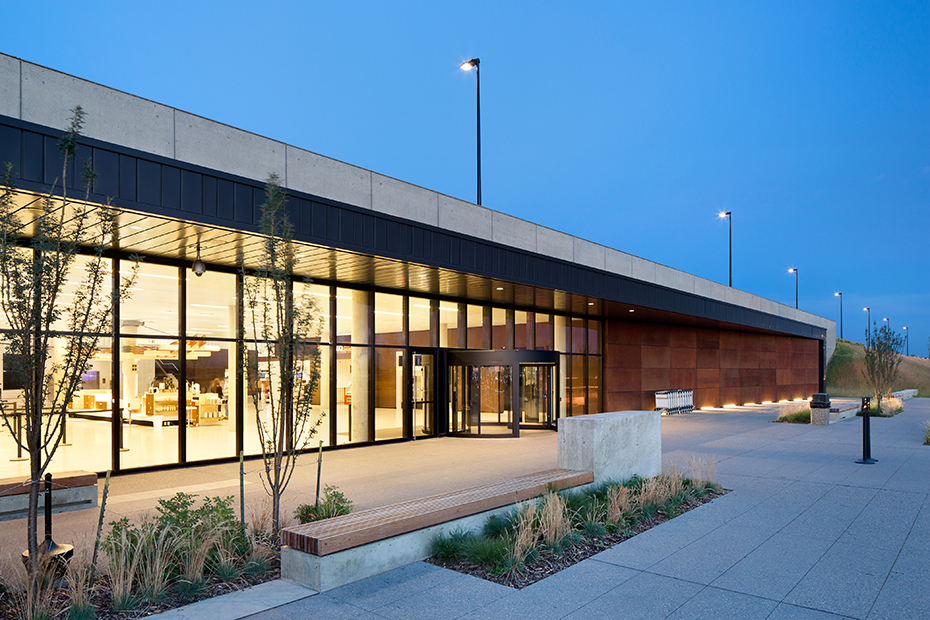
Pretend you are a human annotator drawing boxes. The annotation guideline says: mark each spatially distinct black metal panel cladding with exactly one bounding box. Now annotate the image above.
[0,115,825,340]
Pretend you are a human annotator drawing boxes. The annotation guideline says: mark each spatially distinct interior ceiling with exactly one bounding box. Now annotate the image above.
[7,189,791,336]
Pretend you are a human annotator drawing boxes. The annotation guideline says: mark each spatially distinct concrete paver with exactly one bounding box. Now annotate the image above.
[14,398,929,619]
[241,398,930,620]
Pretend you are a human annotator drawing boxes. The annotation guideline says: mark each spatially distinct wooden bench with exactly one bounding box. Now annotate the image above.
[0,471,98,522]
[281,468,593,591]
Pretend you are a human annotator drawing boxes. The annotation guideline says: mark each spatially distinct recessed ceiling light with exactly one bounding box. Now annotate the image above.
[496,287,503,291]
[629,309,635,313]
[130,226,142,230]
[588,302,594,306]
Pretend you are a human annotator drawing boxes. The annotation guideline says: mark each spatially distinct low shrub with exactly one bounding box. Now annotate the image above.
[431,528,474,564]
[482,513,514,539]
[428,458,724,583]
[505,504,539,575]
[294,485,354,524]
[776,409,811,423]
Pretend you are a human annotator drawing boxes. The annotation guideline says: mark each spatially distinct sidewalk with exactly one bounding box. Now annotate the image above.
[208,399,930,620]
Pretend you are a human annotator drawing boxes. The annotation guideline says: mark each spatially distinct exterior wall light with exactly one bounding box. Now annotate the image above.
[192,243,206,277]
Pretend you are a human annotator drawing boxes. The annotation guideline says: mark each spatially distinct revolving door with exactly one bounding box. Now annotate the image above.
[445,350,559,438]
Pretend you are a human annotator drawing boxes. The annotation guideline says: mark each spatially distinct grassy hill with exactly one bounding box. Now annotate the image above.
[827,339,930,398]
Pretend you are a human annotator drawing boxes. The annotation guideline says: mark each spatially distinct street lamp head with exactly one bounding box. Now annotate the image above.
[863,307,869,311]
[460,58,479,70]
[788,268,797,274]
[718,211,730,218]
[835,292,841,297]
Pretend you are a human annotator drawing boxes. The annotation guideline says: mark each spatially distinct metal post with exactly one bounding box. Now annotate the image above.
[856,396,877,464]
[11,404,26,461]
[44,473,52,543]
[315,440,323,509]
[476,60,481,206]
[239,450,245,525]
[728,213,732,287]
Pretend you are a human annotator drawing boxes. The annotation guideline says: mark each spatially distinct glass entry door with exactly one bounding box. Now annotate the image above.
[445,350,559,438]
[449,364,515,436]
[520,365,553,427]
[409,351,435,438]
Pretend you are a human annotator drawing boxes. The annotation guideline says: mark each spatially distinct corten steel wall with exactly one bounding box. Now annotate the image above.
[604,321,819,411]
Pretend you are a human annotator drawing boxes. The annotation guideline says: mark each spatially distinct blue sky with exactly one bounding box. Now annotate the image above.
[4,1,929,353]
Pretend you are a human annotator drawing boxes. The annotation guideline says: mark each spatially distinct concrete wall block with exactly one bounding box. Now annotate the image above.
[605,249,633,277]
[21,62,174,158]
[655,264,695,294]
[630,256,657,283]
[491,212,537,252]
[536,226,574,262]
[371,174,438,226]
[694,277,725,301]
[287,147,371,209]
[0,54,20,119]
[175,111,285,182]
[558,410,662,484]
[573,238,606,270]
[438,195,491,239]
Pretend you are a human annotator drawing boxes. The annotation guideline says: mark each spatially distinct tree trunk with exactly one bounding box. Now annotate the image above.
[27,460,39,597]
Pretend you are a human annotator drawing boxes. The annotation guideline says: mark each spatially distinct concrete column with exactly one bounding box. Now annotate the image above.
[430,300,439,347]
[505,309,515,349]
[526,312,536,350]
[351,290,370,442]
[457,303,467,348]
[226,306,237,435]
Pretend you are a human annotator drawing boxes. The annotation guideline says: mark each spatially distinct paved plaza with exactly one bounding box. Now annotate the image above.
[151,398,930,619]
[7,399,929,619]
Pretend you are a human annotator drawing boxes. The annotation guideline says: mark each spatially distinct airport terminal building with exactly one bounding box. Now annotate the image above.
[0,53,835,476]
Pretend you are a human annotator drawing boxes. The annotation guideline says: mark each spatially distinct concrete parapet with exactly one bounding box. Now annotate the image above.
[557,411,662,484]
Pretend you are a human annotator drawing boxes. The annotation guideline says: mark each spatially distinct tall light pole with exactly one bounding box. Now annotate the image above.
[788,268,798,309]
[903,326,908,356]
[460,58,481,206]
[864,307,870,347]
[719,211,731,286]
[834,292,843,339]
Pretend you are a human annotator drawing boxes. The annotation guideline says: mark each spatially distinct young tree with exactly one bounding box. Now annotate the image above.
[242,174,324,540]
[0,107,137,588]
[862,322,904,412]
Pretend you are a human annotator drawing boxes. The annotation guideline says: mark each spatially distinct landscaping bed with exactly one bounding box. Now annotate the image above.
[427,459,724,590]
[427,490,722,589]
[0,564,280,620]
[0,492,281,620]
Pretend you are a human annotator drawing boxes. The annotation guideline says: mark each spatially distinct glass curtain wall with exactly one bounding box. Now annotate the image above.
[0,245,604,477]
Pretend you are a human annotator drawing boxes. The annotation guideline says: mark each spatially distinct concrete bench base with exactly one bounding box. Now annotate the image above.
[0,471,98,522]
[281,469,592,592]
[813,404,860,425]
[282,501,531,592]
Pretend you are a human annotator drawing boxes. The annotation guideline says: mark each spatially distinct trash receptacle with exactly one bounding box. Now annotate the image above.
[810,393,831,425]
